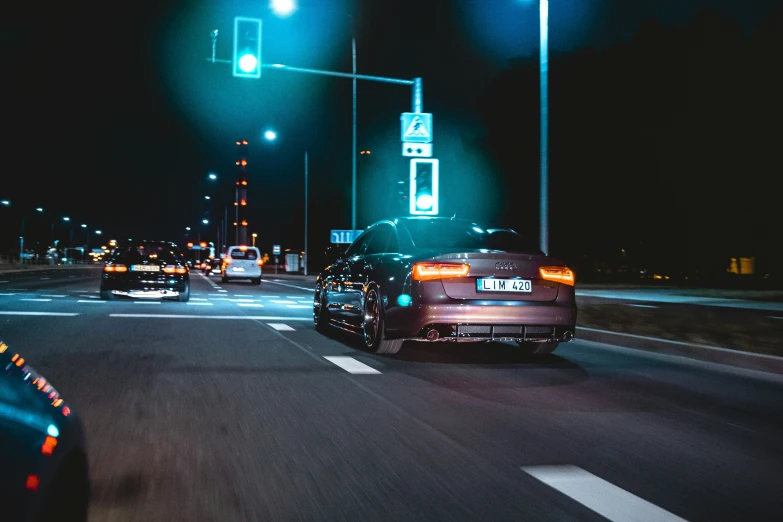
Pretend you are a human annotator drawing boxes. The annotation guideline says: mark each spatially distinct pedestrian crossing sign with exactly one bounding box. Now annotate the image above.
[400,112,433,143]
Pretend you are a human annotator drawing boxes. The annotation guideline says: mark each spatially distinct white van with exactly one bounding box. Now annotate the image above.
[221,246,262,284]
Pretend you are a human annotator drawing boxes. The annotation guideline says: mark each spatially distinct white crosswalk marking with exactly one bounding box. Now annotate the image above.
[286,305,310,309]
[268,323,295,331]
[237,303,263,307]
[22,298,52,302]
[271,300,296,304]
[77,300,106,303]
[323,356,381,375]
[40,295,66,298]
[187,302,213,306]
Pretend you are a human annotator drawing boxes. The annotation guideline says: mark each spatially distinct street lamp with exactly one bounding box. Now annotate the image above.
[80,224,87,228]
[95,230,102,235]
[62,217,70,222]
[202,219,209,225]
[36,207,43,212]
[185,226,191,231]
[264,130,277,141]
[1,200,9,206]
[205,196,211,200]
[539,0,549,254]
[208,173,218,180]
[252,233,257,247]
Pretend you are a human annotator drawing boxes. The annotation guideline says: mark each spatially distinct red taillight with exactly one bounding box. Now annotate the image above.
[25,475,39,491]
[539,266,575,286]
[257,258,263,267]
[164,265,188,274]
[104,264,127,273]
[223,257,232,265]
[176,267,187,274]
[41,436,57,455]
[412,262,470,281]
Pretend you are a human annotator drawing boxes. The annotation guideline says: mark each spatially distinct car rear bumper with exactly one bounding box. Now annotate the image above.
[223,269,261,278]
[384,302,577,342]
[101,275,188,294]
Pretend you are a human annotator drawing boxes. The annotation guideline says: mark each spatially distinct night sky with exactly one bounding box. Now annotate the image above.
[1,0,780,274]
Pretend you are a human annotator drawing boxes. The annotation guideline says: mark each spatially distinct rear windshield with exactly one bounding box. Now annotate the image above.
[229,249,258,260]
[404,220,541,254]
[117,243,181,263]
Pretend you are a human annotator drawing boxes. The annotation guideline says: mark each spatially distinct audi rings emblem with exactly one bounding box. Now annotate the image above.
[495,262,517,271]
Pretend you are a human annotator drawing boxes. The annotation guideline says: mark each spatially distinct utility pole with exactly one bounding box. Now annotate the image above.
[304,151,308,276]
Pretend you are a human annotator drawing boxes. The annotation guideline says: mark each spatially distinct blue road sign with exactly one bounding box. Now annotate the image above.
[330,230,361,244]
[400,113,433,143]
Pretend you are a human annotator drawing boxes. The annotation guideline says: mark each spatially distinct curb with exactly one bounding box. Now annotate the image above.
[577,327,783,376]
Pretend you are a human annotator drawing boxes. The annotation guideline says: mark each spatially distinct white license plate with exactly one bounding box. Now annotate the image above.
[131,265,160,272]
[232,267,245,272]
[477,278,532,292]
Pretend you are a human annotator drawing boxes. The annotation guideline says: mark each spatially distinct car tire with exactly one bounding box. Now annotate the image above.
[99,290,114,301]
[251,278,261,285]
[363,287,403,355]
[314,282,330,332]
[517,341,559,355]
[178,283,190,302]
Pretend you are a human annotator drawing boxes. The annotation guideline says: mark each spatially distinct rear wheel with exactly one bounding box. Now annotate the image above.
[99,289,114,301]
[251,278,261,285]
[363,288,403,355]
[516,341,559,355]
[313,282,330,332]
[178,283,190,302]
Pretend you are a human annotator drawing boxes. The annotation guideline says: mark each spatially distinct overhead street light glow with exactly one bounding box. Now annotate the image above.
[185,227,191,231]
[62,217,70,221]
[205,196,211,200]
[271,0,297,17]
[264,130,277,141]
[202,219,209,225]
[95,230,102,235]
[36,207,43,212]
[1,200,9,206]
[208,173,217,180]
[81,224,87,228]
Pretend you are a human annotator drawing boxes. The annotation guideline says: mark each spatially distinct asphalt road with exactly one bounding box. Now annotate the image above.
[1,267,781,521]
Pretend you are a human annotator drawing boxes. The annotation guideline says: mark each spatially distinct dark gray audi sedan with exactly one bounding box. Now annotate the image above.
[314,217,577,355]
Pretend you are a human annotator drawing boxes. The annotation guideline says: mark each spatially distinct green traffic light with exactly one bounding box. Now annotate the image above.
[416,194,434,210]
[238,53,258,73]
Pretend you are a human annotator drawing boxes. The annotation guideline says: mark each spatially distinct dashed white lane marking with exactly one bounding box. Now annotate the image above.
[0,311,80,316]
[68,275,75,278]
[287,305,311,309]
[323,356,381,375]
[133,301,161,304]
[230,299,255,303]
[0,293,18,296]
[77,300,106,303]
[207,294,225,297]
[218,290,228,293]
[40,277,50,280]
[79,295,99,299]
[234,294,253,297]
[40,295,66,298]
[267,323,294,331]
[286,295,303,299]
[237,303,263,308]
[297,301,312,304]
[0,281,8,283]
[271,300,296,304]
[521,466,687,522]
[109,314,311,320]
[7,288,29,291]
[191,298,208,301]
[262,280,312,291]
[187,302,213,306]
[21,298,52,302]
[626,304,659,309]
[769,316,782,320]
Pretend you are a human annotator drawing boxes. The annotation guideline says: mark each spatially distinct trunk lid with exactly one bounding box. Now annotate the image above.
[419,251,559,302]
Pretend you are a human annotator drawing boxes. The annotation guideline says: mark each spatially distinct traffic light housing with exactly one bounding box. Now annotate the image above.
[409,159,439,215]
[233,17,262,79]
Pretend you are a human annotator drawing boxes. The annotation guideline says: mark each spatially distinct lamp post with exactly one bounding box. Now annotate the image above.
[252,233,257,247]
[539,0,549,254]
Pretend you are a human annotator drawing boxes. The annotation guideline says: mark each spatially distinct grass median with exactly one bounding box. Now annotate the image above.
[576,299,782,357]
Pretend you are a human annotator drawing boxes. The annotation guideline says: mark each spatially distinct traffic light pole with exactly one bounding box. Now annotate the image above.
[207,46,424,232]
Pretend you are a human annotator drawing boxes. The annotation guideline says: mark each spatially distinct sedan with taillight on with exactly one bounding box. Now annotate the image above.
[100,240,190,301]
[0,340,90,521]
[314,217,577,355]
